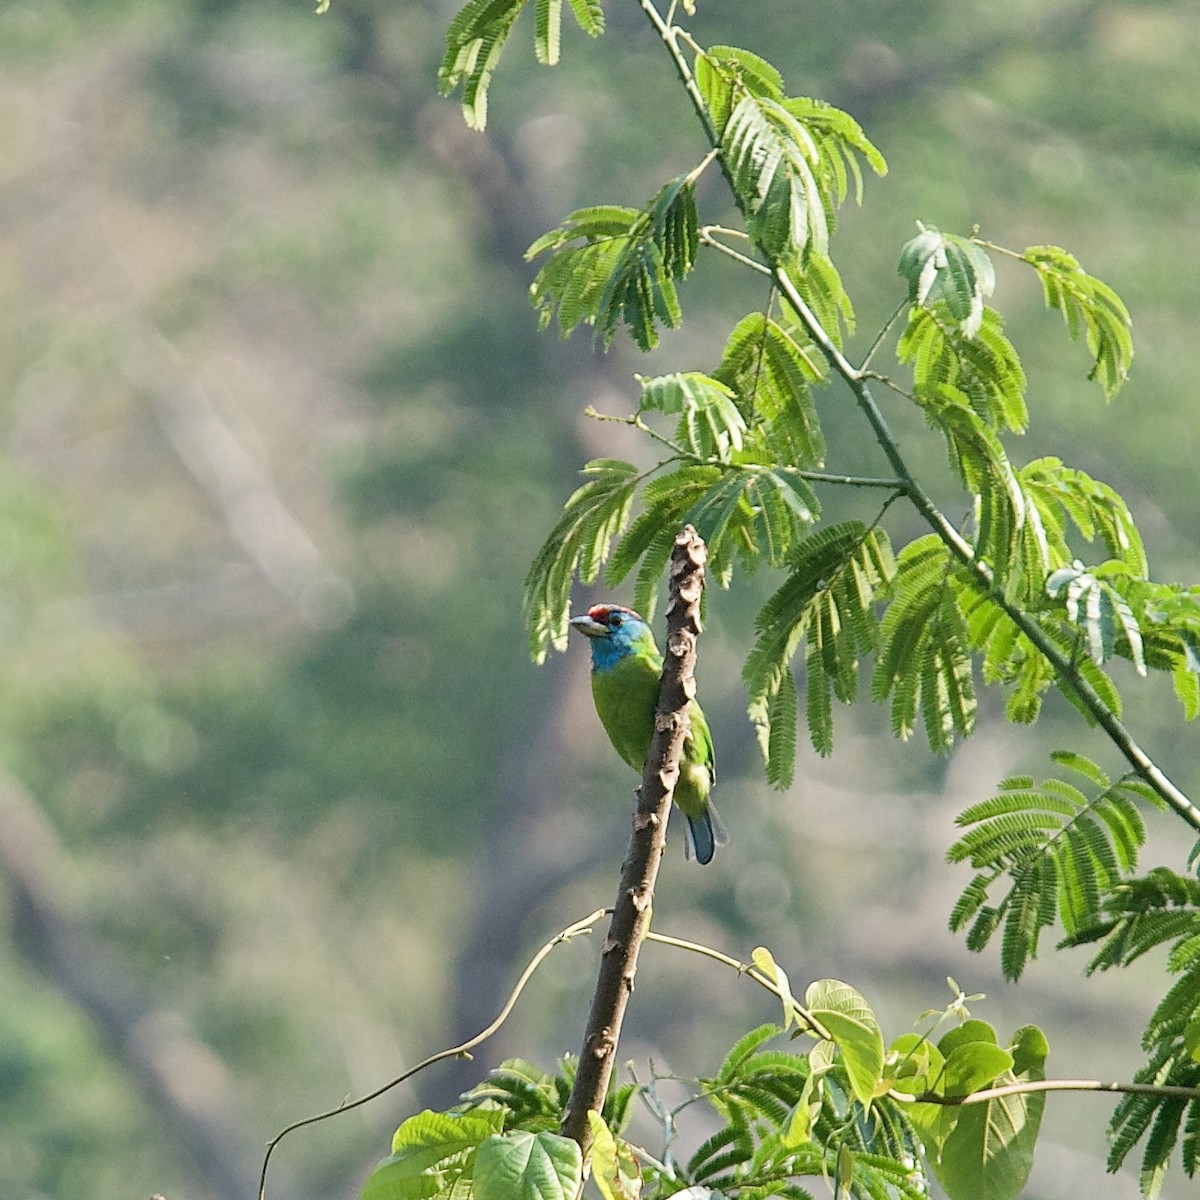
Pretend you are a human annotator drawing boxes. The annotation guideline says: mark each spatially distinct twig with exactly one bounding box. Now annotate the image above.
[560,526,708,1153]
[644,930,831,1040]
[258,908,608,1200]
[858,300,909,372]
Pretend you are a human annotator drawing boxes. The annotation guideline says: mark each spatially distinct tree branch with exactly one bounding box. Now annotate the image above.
[560,526,708,1153]
[641,0,1200,834]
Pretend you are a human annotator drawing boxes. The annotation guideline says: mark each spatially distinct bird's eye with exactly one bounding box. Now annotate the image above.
[610,614,623,627]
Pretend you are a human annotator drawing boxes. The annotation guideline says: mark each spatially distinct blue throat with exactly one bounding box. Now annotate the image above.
[589,636,631,673]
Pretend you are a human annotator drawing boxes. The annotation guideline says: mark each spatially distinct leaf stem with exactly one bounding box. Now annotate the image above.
[584,404,690,457]
[699,226,771,275]
[644,929,832,1039]
[858,300,909,372]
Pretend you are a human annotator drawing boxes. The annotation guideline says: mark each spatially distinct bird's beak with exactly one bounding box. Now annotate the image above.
[569,614,608,638]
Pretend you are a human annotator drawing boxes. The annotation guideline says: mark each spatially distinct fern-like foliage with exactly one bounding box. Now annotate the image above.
[691,1023,928,1200]
[463,1056,635,1135]
[637,371,747,463]
[693,44,883,340]
[722,93,830,263]
[527,173,699,350]
[744,522,895,780]
[946,751,1166,980]
[898,225,997,340]
[525,448,827,661]
[524,458,640,662]
[871,535,977,753]
[1046,561,1147,676]
[1061,869,1200,1194]
[1131,579,1200,720]
[439,0,604,128]
[1022,244,1134,399]
[713,312,826,469]
[898,303,1027,435]
[1020,456,1147,576]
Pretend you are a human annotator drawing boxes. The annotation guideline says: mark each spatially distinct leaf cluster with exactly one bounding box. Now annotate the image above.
[439,0,604,130]
[946,751,1165,980]
[527,175,699,351]
[1065,869,1200,1193]
[359,974,1050,1200]
[437,3,1200,1198]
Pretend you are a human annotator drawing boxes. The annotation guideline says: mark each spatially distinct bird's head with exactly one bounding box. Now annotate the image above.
[569,604,651,665]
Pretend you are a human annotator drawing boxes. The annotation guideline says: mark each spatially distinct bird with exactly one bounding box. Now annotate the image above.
[569,603,725,863]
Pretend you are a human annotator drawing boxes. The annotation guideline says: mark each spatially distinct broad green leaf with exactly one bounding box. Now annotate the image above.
[804,979,884,1106]
[360,1110,504,1200]
[942,1042,1014,1096]
[931,1025,1047,1200]
[475,1131,583,1200]
[887,1031,946,1099]
[391,1110,504,1161]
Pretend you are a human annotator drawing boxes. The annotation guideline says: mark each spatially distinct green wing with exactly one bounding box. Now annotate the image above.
[590,650,661,772]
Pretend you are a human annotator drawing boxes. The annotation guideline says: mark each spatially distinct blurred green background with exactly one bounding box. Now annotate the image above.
[1,1,1198,1197]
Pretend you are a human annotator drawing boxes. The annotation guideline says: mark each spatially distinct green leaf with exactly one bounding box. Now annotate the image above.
[475,1132,583,1200]
[566,0,604,36]
[1047,562,1147,675]
[638,371,745,460]
[534,0,561,64]
[713,312,826,468]
[360,1110,504,1200]
[873,536,977,750]
[723,93,827,260]
[752,945,803,1031]
[898,298,1027,436]
[921,1024,1047,1200]
[439,0,529,130]
[898,225,995,338]
[1021,457,1147,575]
[782,95,888,204]
[524,459,639,661]
[1022,244,1134,398]
[696,44,785,135]
[746,523,893,778]
[526,173,698,350]
[947,760,1151,978]
[805,979,884,1106]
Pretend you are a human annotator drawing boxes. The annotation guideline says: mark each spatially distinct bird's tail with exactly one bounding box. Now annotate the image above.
[684,799,729,865]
